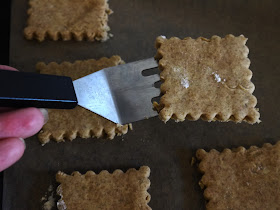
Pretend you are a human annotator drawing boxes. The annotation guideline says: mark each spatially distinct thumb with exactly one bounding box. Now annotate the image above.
[0,137,25,172]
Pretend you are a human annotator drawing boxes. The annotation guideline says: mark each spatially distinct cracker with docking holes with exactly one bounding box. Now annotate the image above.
[56,166,151,210]
[154,35,260,124]
[196,142,280,210]
[24,0,112,42]
[37,56,131,144]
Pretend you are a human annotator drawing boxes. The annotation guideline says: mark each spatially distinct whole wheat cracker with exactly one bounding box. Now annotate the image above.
[196,142,280,210]
[56,166,151,210]
[37,56,131,144]
[24,0,112,42]
[154,35,260,124]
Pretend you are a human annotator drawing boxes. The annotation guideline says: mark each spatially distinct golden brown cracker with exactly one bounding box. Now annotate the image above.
[196,142,280,210]
[37,56,131,144]
[155,35,260,124]
[56,166,151,210]
[24,0,112,42]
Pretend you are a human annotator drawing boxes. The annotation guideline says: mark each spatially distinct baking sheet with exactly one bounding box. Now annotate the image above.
[3,0,280,209]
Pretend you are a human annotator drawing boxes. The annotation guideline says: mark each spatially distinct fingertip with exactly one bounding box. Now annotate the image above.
[0,137,25,172]
[38,108,49,124]
[18,138,26,149]
[18,107,46,138]
[0,107,46,139]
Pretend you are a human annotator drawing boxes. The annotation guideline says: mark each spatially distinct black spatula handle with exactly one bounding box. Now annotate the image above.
[0,70,78,109]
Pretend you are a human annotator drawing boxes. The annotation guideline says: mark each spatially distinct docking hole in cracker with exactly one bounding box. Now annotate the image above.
[56,166,151,210]
[154,34,260,124]
[24,0,113,42]
[196,142,280,210]
[37,56,131,144]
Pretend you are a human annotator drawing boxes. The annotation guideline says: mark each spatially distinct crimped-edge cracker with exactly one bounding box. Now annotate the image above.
[56,166,151,210]
[37,56,131,144]
[154,34,260,124]
[24,0,112,42]
[196,142,280,210]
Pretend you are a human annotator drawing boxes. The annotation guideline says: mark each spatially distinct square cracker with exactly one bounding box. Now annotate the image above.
[37,56,131,144]
[56,166,151,210]
[24,0,112,42]
[196,142,280,210]
[154,35,260,124]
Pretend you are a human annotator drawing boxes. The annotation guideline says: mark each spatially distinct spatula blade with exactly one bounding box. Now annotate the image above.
[73,58,160,124]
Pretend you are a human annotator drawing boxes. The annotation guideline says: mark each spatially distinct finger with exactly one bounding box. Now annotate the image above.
[0,65,18,71]
[0,107,48,139]
[0,137,25,172]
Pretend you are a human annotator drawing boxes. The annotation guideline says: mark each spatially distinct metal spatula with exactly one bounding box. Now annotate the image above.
[0,58,160,124]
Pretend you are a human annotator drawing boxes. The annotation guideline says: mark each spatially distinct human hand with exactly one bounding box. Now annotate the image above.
[0,65,48,172]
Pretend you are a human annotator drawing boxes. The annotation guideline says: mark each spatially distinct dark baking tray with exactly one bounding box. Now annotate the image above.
[3,0,280,209]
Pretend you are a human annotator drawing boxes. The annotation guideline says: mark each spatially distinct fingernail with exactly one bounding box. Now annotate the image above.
[39,108,49,124]
[0,65,18,71]
[19,138,26,149]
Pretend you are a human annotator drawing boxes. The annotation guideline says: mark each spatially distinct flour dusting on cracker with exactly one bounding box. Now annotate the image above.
[181,77,189,88]
[212,72,222,83]
[172,67,181,72]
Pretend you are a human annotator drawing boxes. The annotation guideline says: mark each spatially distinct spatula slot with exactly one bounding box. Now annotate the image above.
[141,67,160,77]
[154,80,162,88]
